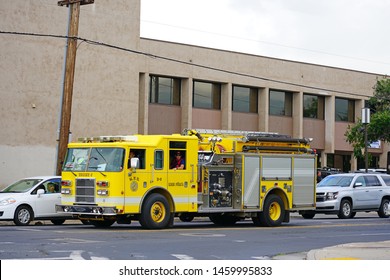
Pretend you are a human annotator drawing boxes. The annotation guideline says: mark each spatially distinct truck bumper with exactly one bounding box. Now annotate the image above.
[56,204,117,215]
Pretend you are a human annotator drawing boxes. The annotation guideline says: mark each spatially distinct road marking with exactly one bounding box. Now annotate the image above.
[179,233,226,237]
[172,254,195,260]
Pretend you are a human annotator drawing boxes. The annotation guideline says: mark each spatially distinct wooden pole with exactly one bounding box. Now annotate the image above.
[56,1,93,175]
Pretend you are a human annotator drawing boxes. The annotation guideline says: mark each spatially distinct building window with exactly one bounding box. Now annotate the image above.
[335,97,354,122]
[269,90,292,116]
[303,94,324,119]
[193,81,221,109]
[149,75,181,105]
[232,85,258,113]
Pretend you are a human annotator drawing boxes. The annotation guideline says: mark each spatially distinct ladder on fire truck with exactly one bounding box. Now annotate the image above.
[183,128,314,154]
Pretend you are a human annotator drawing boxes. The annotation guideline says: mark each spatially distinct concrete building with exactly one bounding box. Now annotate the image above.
[0,0,388,186]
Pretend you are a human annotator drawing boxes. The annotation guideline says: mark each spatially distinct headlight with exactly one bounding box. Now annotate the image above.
[0,198,16,206]
[61,188,71,195]
[326,192,338,200]
[97,189,109,196]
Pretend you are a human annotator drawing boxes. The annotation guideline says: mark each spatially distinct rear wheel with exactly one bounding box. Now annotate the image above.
[378,198,390,218]
[337,199,353,219]
[140,193,172,229]
[51,219,66,225]
[179,213,194,222]
[90,219,115,228]
[14,205,33,226]
[209,214,239,226]
[252,194,285,227]
[301,213,315,219]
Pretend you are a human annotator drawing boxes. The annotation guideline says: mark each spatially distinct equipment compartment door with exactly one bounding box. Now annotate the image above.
[243,156,260,208]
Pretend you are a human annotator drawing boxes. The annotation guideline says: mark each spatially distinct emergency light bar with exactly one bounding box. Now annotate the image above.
[77,135,138,143]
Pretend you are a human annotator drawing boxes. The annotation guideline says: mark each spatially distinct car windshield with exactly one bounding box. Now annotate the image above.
[1,179,42,193]
[63,147,125,172]
[317,175,352,187]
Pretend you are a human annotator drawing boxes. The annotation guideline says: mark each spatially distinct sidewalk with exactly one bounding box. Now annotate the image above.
[273,240,390,260]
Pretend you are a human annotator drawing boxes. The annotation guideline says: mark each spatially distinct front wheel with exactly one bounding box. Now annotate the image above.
[14,205,33,226]
[252,194,285,227]
[337,199,353,219]
[140,193,172,229]
[378,198,390,218]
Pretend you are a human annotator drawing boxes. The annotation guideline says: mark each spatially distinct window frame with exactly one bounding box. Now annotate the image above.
[269,89,292,117]
[192,80,221,110]
[232,85,258,113]
[149,75,181,106]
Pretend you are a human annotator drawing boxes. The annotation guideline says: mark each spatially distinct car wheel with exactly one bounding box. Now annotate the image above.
[378,198,390,218]
[301,213,315,219]
[337,199,353,219]
[14,205,33,226]
[51,219,66,225]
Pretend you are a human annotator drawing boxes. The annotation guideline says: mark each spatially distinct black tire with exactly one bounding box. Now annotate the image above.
[378,198,390,218]
[90,219,115,228]
[80,219,91,225]
[51,219,66,225]
[139,193,172,229]
[14,205,33,226]
[337,199,353,219]
[301,213,315,219]
[252,194,285,227]
[179,213,194,222]
[209,214,238,226]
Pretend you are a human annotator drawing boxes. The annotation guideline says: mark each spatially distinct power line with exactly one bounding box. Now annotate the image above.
[0,30,384,98]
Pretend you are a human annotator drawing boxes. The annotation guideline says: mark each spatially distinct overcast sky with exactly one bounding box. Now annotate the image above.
[140,0,390,75]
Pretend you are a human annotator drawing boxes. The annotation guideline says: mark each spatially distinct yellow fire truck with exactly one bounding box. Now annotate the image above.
[56,129,317,229]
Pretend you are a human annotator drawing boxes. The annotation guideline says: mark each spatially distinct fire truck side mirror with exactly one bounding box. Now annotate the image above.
[130,158,140,169]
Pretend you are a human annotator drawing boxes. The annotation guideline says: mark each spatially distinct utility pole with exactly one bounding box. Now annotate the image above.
[56,0,94,175]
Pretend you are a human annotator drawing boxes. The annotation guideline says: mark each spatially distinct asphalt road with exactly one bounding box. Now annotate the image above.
[1,212,389,260]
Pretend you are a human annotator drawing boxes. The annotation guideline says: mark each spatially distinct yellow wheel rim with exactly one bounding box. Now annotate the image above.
[269,201,281,221]
[150,201,166,223]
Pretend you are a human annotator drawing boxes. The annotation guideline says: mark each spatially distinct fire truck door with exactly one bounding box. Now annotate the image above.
[168,168,192,212]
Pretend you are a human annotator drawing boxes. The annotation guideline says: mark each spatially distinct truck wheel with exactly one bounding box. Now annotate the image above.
[378,198,390,218]
[14,205,33,226]
[140,193,172,229]
[253,194,285,227]
[209,214,238,226]
[90,220,115,228]
[301,213,315,219]
[337,199,353,219]
[179,213,194,222]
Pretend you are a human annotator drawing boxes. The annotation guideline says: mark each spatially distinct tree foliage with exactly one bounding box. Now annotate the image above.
[345,78,390,159]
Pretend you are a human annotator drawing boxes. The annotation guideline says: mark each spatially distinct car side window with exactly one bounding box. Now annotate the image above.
[364,176,381,187]
[381,175,390,186]
[355,176,366,187]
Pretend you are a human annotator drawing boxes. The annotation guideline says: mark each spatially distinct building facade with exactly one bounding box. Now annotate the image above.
[0,0,388,186]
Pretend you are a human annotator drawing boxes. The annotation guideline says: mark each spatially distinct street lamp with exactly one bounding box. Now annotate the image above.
[362,107,370,173]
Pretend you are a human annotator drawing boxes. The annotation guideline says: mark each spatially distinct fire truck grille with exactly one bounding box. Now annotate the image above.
[75,178,95,203]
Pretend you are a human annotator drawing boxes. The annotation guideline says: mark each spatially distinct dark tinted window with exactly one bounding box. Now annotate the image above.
[381,175,390,186]
[364,175,381,186]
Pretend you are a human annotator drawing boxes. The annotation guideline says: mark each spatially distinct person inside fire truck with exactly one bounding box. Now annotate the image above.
[170,151,185,170]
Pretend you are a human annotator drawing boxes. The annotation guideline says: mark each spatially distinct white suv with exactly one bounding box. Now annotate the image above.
[300,173,390,219]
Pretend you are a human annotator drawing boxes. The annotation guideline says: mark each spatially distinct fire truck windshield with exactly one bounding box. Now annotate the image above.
[63,148,125,172]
